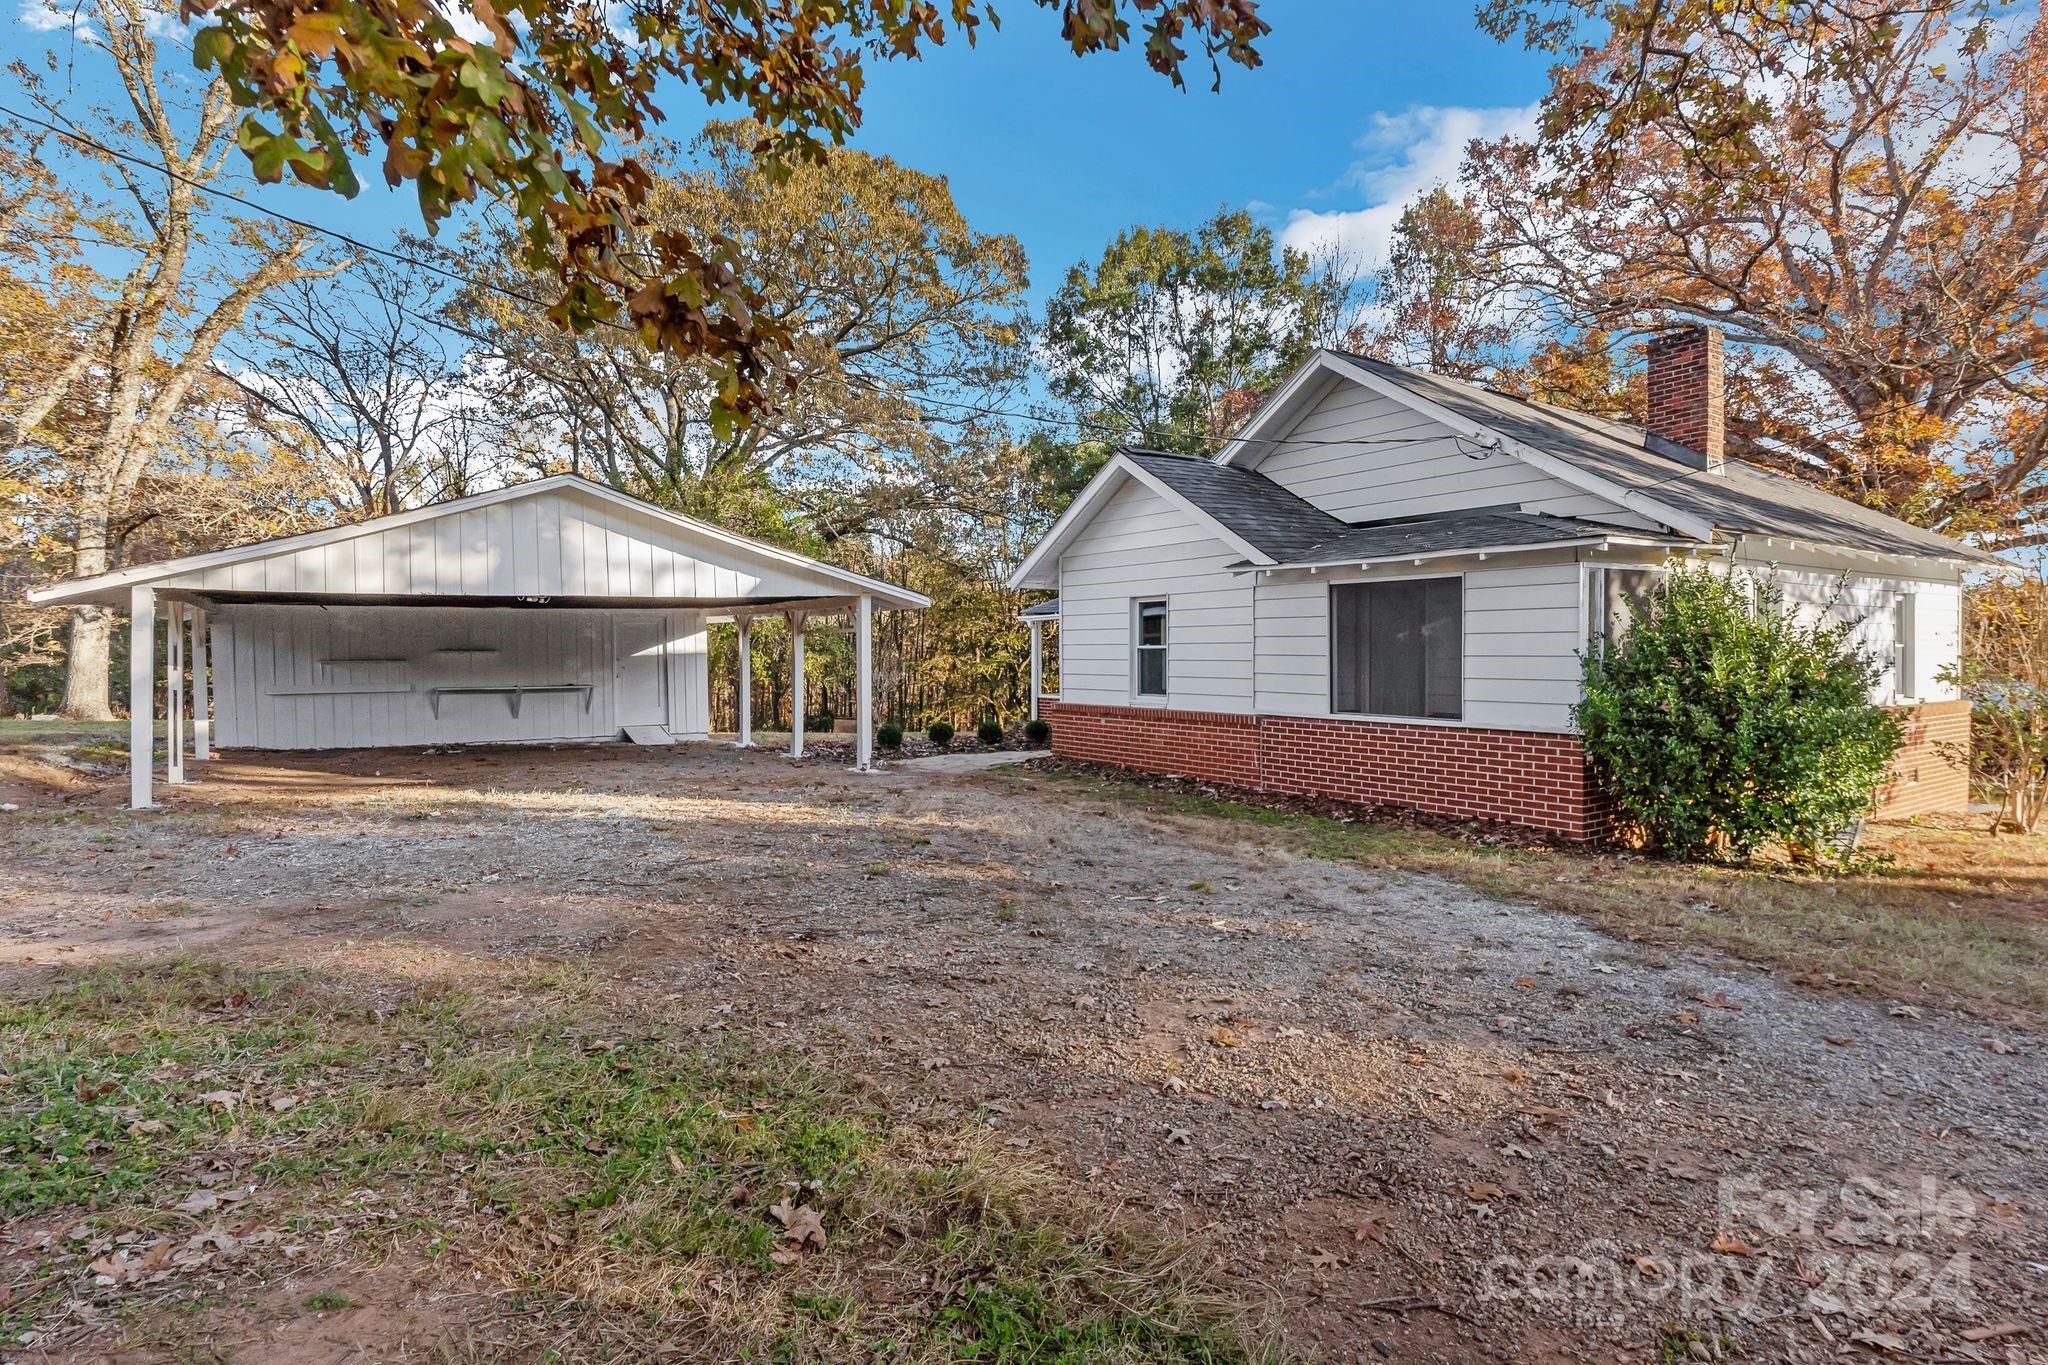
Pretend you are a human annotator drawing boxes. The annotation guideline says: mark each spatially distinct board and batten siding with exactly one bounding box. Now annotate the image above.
[1253,558,1587,732]
[1243,378,1656,529]
[1057,477,1254,712]
[210,604,708,749]
[181,485,839,601]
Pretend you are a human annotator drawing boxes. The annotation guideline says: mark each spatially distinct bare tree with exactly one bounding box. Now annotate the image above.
[225,260,471,518]
[8,0,341,718]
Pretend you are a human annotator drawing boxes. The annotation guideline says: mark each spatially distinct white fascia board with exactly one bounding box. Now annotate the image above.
[29,473,929,610]
[1006,454,1274,589]
[1116,460,1272,566]
[1316,354,1718,544]
[1213,355,1344,469]
[1234,534,1686,576]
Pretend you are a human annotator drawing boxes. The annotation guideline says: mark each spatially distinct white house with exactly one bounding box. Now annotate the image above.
[27,474,929,807]
[1010,329,1996,838]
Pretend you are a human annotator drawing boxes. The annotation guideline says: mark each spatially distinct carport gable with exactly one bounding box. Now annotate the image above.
[29,475,919,610]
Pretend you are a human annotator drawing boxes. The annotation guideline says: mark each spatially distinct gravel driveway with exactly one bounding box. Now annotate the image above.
[2,742,2041,1362]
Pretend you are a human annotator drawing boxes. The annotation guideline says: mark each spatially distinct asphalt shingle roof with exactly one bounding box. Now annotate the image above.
[1285,509,1666,566]
[1328,352,1998,565]
[1123,449,1347,561]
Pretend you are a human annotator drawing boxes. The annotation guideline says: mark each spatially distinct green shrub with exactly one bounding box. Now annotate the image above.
[1024,718,1051,745]
[1576,565,1903,864]
[976,719,1004,746]
[926,721,955,747]
[876,722,904,750]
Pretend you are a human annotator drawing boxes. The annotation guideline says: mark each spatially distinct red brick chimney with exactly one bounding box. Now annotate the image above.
[1645,326,1725,474]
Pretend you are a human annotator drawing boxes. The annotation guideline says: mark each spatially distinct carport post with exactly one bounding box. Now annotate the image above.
[735,614,753,747]
[1028,619,1043,722]
[166,601,187,785]
[191,607,211,760]
[128,584,155,810]
[855,594,873,772]
[789,612,806,760]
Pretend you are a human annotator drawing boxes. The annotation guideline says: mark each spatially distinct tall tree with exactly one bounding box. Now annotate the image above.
[1351,186,1516,381]
[455,121,1028,536]
[223,259,481,518]
[180,0,1268,413]
[1468,0,2048,546]
[7,0,341,718]
[1043,207,1343,454]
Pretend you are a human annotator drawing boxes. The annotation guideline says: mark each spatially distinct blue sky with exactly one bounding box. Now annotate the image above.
[6,2,1557,317]
[844,2,1556,305]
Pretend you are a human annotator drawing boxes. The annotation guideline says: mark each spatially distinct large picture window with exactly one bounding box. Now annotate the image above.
[1331,578,1463,719]
[1134,598,1168,698]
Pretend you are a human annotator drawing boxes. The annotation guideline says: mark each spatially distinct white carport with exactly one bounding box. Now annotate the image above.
[27,475,928,808]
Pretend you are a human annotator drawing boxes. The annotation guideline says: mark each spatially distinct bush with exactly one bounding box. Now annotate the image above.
[1023,718,1051,745]
[876,722,904,750]
[803,711,835,733]
[976,719,1004,746]
[1577,565,1903,864]
[926,721,955,747]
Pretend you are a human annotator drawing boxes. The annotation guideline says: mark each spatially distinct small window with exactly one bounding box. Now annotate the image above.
[1134,599,1168,698]
[1894,592,1918,700]
[1586,566,1665,653]
[1331,578,1462,719]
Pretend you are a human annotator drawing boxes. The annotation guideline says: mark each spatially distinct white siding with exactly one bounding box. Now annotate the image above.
[185,486,841,601]
[1058,478,1254,712]
[1253,557,1586,731]
[1728,547,1963,704]
[1245,380,1655,528]
[210,604,708,750]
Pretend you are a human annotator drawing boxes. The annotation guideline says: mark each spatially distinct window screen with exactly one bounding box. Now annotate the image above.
[1331,578,1462,719]
[1135,600,1168,697]
[1587,567,1665,652]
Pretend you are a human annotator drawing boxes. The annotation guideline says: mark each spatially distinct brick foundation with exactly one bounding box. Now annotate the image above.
[1039,699,1611,840]
[1039,696,1972,837]
[1873,699,1972,820]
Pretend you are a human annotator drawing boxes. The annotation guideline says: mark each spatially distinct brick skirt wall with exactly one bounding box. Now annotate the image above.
[1038,696,1972,837]
[1873,699,1972,820]
[1039,699,1610,840]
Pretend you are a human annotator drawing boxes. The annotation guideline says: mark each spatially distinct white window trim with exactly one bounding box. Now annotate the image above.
[1131,597,1169,705]
[1325,573,1467,723]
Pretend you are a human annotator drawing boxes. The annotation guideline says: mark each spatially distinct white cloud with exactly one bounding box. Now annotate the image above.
[1280,104,1539,266]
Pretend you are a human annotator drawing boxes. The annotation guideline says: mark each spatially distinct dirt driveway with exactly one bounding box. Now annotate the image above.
[3,742,2043,1362]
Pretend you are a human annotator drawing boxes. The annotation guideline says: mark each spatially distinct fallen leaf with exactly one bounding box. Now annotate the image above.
[1697,990,1742,1011]
[1849,1328,1908,1353]
[1308,1248,1342,1269]
[1959,1323,2027,1343]
[1512,976,1535,989]
[1985,1038,2019,1055]
[1466,1182,1507,1204]
[1204,1025,1241,1049]
[175,1190,219,1216]
[1670,1011,1699,1025]
[1823,1035,1855,1047]
[1709,1231,1755,1256]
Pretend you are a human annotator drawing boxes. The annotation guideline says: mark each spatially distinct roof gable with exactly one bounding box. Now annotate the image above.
[30,475,930,608]
[1221,349,1994,566]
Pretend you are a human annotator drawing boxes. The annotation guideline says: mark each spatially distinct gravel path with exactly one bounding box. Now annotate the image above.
[2,742,2041,1362]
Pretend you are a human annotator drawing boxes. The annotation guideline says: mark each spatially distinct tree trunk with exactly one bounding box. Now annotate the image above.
[59,605,116,719]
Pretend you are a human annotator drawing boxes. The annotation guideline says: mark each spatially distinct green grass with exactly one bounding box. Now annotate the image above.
[1014,766,2048,1021]
[0,959,1275,1362]
[0,717,126,746]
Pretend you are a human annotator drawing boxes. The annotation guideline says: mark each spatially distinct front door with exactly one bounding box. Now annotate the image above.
[615,618,669,729]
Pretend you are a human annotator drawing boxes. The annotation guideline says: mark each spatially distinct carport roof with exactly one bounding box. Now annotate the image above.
[28,474,930,612]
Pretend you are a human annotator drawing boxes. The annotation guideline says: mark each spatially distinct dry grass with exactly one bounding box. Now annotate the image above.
[1015,765,2048,1023]
[2,958,1282,1362]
